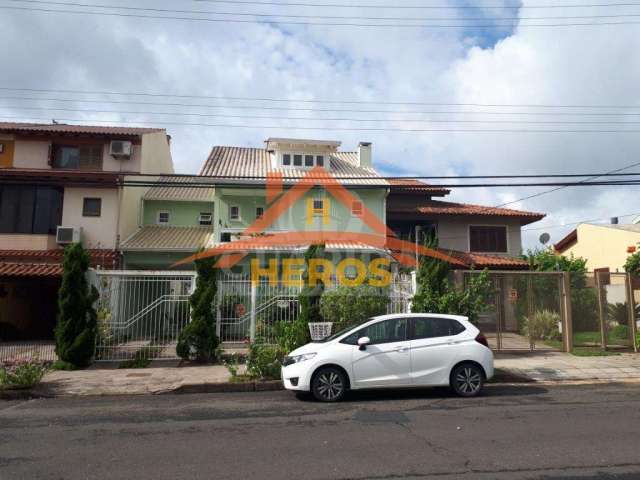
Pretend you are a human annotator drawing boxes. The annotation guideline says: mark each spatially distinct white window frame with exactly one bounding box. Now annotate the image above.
[280,152,329,169]
[229,205,241,221]
[468,224,509,254]
[157,210,170,225]
[198,212,213,226]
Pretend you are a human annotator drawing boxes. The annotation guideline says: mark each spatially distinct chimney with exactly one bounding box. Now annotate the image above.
[611,217,619,225]
[358,142,372,168]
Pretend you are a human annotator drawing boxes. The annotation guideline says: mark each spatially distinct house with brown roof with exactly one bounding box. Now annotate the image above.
[387,179,545,269]
[0,121,174,341]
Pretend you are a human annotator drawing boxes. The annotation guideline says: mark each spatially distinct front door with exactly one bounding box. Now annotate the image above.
[349,317,411,388]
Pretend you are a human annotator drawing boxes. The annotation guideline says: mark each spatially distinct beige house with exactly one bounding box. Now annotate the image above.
[0,121,174,341]
[386,179,545,269]
[554,222,640,272]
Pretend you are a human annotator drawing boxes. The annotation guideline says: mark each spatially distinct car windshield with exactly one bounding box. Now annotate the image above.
[313,318,374,343]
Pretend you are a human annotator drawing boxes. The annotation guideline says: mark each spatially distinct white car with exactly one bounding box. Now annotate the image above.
[282,313,494,402]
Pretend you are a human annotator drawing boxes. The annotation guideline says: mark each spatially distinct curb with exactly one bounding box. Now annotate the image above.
[170,380,284,395]
[0,388,54,400]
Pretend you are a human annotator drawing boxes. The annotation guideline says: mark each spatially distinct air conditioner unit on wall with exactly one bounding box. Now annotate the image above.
[109,140,132,158]
[56,226,82,245]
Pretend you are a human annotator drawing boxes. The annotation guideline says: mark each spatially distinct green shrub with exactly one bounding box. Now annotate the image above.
[411,237,493,324]
[275,319,309,354]
[177,256,219,362]
[118,346,162,369]
[55,243,99,368]
[521,310,561,341]
[246,344,284,380]
[0,361,47,389]
[51,360,78,371]
[320,284,389,330]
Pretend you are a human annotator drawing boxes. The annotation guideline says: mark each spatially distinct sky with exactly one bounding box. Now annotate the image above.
[1,0,640,250]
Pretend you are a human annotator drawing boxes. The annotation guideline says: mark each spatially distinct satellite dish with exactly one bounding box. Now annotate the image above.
[539,233,551,245]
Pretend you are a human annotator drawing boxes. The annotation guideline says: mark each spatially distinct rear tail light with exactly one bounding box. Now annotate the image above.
[475,333,489,348]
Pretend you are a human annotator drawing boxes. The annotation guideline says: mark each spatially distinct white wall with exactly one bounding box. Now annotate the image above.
[140,132,174,174]
[61,188,120,249]
[437,217,523,256]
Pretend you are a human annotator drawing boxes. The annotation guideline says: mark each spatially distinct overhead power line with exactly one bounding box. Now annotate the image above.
[2,87,640,109]
[4,95,640,118]
[6,104,640,125]
[495,160,640,208]
[4,114,640,133]
[8,0,640,22]
[193,0,640,10]
[523,211,640,231]
[5,4,640,27]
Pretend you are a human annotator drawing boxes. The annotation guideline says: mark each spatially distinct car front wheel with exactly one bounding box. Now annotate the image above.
[451,363,484,397]
[311,367,347,402]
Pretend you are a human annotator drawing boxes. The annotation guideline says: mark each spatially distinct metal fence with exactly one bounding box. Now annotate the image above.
[0,341,56,364]
[89,270,196,361]
[459,270,639,353]
[216,272,414,345]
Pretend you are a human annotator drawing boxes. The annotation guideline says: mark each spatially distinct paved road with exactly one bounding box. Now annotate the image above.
[1,384,640,480]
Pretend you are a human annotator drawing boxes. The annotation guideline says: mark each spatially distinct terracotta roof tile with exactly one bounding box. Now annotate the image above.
[387,179,450,196]
[441,249,529,270]
[388,200,545,225]
[0,249,119,269]
[0,262,63,277]
[0,122,164,136]
[199,146,388,186]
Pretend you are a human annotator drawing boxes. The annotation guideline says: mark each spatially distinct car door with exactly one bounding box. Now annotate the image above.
[348,317,411,388]
[409,316,467,386]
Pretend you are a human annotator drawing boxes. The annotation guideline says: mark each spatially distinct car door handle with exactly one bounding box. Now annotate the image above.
[395,346,408,353]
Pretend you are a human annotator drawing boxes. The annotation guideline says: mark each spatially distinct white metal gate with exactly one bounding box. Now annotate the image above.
[90,270,196,361]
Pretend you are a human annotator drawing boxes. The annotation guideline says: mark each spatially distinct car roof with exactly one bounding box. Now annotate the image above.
[370,313,469,322]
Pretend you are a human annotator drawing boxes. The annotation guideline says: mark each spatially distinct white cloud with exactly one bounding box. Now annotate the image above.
[1,1,639,249]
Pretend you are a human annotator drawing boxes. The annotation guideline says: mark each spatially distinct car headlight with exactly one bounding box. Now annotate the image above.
[283,353,317,366]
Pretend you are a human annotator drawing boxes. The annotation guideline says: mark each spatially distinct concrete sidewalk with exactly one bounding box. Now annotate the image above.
[4,351,640,397]
[37,364,237,396]
[495,351,640,382]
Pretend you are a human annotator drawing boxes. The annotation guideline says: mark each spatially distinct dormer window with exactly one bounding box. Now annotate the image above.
[279,152,329,169]
[157,211,170,225]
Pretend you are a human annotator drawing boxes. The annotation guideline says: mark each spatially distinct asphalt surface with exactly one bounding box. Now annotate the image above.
[1,384,640,480]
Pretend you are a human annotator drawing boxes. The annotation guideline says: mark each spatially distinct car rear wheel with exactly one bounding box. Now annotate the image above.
[311,367,347,402]
[451,363,484,397]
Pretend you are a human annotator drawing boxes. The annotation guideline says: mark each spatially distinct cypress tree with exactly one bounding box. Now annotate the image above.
[176,256,219,362]
[55,243,99,368]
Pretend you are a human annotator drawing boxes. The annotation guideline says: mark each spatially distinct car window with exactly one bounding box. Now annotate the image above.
[341,318,408,345]
[411,317,466,340]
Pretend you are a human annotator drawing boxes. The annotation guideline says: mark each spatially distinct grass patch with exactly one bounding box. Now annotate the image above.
[571,347,621,357]
[228,374,254,384]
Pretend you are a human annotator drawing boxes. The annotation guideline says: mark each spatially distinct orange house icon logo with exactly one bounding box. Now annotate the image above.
[176,166,464,282]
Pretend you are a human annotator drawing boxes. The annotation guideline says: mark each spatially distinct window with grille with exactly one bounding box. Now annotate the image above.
[53,144,103,170]
[82,198,102,217]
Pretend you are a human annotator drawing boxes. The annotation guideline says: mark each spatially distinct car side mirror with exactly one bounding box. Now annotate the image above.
[357,336,371,350]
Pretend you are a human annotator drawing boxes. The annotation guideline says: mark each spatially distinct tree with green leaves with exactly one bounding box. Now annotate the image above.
[411,236,492,324]
[524,249,598,331]
[176,256,219,362]
[277,245,326,352]
[55,243,99,368]
[624,249,640,276]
